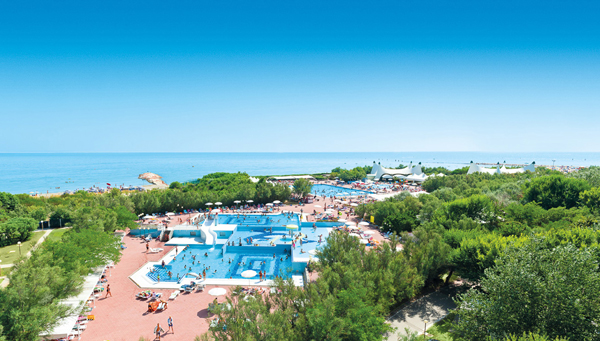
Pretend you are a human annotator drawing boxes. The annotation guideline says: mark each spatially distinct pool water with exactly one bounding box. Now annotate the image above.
[311,184,373,197]
[218,213,299,226]
[146,245,295,282]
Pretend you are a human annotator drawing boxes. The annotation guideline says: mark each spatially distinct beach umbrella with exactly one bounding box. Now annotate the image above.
[266,203,273,206]
[347,226,359,230]
[286,224,298,236]
[345,221,355,226]
[166,212,175,216]
[205,202,213,206]
[358,221,370,226]
[209,288,227,296]
[349,233,361,238]
[233,200,241,204]
[215,202,222,206]
[241,270,257,285]
[273,200,281,204]
[350,203,359,207]
[246,200,254,204]
[143,215,154,220]
[314,204,322,208]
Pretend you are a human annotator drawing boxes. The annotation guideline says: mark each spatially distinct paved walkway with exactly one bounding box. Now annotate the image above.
[386,288,457,340]
[0,228,66,287]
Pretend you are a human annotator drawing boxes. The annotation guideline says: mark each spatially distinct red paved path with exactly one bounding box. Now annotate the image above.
[83,180,401,340]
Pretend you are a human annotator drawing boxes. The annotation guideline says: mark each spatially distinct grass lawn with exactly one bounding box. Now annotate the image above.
[46,228,69,242]
[427,312,459,341]
[0,231,46,265]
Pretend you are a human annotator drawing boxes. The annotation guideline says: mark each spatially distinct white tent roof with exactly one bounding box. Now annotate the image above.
[467,161,536,175]
[41,267,105,340]
[369,162,426,181]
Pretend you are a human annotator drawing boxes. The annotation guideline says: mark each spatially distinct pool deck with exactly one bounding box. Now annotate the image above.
[80,180,401,340]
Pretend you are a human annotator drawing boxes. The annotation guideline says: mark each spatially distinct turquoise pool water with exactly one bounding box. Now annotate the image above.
[218,213,299,226]
[146,245,295,282]
[311,184,373,197]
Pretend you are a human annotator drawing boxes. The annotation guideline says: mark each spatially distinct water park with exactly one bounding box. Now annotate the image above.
[129,212,339,289]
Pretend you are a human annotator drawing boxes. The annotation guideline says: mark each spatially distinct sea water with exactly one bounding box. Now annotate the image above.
[1,152,599,194]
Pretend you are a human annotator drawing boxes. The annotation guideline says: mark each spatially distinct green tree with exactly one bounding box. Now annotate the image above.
[455,239,600,340]
[49,206,72,227]
[0,217,37,246]
[292,178,312,199]
[114,205,139,229]
[522,175,590,209]
[579,186,600,214]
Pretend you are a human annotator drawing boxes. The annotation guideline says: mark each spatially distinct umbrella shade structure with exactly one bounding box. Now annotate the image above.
[205,203,213,206]
[350,203,359,207]
[273,200,281,204]
[246,200,254,203]
[347,226,359,230]
[142,215,154,219]
[314,204,322,208]
[241,270,257,278]
[345,221,355,226]
[215,202,222,206]
[358,221,370,226]
[165,212,175,216]
[348,233,361,238]
[209,288,227,296]
[233,200,242,204]
[241,270,257,286]
[286,224,299,230]
[266,203,273,206]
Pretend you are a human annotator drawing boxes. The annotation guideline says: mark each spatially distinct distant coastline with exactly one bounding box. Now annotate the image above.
[0,152,597,195]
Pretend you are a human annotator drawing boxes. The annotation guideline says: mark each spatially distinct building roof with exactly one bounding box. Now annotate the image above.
[467,161,535,175]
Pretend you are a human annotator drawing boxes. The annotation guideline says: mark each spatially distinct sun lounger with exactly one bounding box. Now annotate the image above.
[157,301,168,311]
[168,290,179,300]
[148,248,163,253]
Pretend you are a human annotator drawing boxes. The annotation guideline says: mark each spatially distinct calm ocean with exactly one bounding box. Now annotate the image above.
[0,152,598,194]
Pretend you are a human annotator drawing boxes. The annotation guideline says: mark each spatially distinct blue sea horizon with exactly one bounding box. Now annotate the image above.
[0,152,597,194]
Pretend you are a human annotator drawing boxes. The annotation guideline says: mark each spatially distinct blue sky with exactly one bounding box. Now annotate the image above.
[1,0,599,152]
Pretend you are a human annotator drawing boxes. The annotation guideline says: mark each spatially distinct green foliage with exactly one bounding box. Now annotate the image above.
[567,165,600,187]
[113,205,139,229]
[522,174,590,209]
[0,217,37,246]
[456,239,600,341]
[0,192,19,211]
[131,172,291,214]
[49,206,71,227]
[331,166,372,182]
[292,178,312,199]
[500,333,568,341]
[579,186,600,214]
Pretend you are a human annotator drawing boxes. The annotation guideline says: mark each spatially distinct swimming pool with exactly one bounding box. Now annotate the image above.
[218,213,299,226]
[311,184,373,197]
[146,245,295,282]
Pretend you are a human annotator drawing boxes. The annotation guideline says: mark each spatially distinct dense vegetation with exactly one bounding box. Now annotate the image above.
[3,167,600,340]
[134,172,291,214]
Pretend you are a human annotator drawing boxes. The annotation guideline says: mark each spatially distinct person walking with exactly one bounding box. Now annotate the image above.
[167,316,174,334]
[105,284,112,298]
[154,323,163,340]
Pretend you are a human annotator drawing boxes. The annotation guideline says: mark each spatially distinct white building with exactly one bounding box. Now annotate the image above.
[467,161,536,175]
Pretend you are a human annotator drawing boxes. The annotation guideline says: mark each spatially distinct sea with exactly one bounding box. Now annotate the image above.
[0,152,598,195]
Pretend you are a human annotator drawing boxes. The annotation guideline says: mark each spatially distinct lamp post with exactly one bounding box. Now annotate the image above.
[423,320,428,340]
[17,241,21,256]
[552,159,556,170]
